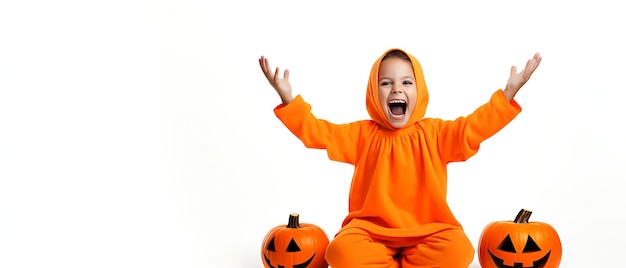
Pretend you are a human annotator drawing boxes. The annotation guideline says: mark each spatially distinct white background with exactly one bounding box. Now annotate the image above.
[1,0,624,267]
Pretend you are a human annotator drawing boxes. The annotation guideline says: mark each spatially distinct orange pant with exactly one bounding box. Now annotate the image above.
[325,227,474,268]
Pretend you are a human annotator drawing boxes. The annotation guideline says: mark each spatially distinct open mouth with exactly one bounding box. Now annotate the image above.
[388,99,407,119]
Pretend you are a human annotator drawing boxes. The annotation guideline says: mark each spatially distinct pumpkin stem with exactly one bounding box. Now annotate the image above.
[287,213,300,228]
[513,208,533,223]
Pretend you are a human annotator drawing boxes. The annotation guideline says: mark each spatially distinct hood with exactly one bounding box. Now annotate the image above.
[366,48,429,130]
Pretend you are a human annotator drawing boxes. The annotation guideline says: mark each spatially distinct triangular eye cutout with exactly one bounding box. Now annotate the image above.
[266,237,276,252]
[523,235,542,252]
[286,238,301,252]
[497,235,516,253]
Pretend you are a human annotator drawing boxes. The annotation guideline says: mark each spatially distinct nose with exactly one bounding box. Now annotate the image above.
[392,85,403,94]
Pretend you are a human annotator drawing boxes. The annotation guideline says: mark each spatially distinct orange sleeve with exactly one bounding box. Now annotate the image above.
[434,89,522,162]
[273,95,363,165]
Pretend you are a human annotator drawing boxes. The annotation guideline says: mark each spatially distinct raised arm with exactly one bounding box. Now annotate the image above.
[436,54,541,162]
[259,56,294,105]
[259,56,363,165]
[502,53,542,101]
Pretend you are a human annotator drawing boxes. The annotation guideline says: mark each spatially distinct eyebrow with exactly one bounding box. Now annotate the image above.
[379,76,415,80]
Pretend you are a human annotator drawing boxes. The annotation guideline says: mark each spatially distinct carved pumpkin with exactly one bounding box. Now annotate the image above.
[261,213,329,268]
[478,209,562,268]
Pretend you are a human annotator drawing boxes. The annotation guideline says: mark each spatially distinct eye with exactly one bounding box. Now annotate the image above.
[402,80,413,85]
[380,81,391,86]
[286,238,301,252]
[266,237,276,252]
[497,235,516,253]
[522,235,541,252]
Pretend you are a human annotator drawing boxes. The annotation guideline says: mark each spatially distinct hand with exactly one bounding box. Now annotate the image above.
[259,55,294,105]
[503,53,542,101]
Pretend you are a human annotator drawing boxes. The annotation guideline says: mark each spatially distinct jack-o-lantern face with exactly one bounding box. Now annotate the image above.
[261,213,329,268]
[264,237,316,268]
[479,209,562,268]
[487,234,551,268]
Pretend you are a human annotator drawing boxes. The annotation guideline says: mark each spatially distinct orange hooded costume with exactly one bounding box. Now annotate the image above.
[273,48,521,267]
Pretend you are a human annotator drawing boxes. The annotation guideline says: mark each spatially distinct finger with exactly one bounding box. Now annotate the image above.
[510,66,517,76]
[531,53,542,69]
[529,53,542,66]
[284,69,290,81]
[274,67,280,82]
[259,56,265,69]
[259,56,266,72]
[266,58,273,75]
[525,59,533,72]
[524,59,539,75]
[262,58,273,78]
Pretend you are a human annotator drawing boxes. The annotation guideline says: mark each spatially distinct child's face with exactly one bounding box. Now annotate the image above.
[377,57,417,128]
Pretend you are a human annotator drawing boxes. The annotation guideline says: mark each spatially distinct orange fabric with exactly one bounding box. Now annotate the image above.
[325,227,474,268]
[273,48,521,261]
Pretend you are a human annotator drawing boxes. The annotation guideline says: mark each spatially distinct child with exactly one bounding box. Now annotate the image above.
[259,48,541,268]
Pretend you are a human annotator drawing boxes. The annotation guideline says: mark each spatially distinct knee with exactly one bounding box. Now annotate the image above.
[405,229,475,267]
[455,235,475,265]
[325,229,395,268]
[325,237,352,267]
[440,230,475,267]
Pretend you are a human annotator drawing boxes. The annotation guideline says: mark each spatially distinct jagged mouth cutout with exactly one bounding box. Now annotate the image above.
[264,253,315,268]
[488,250,550,268]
